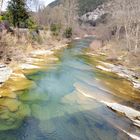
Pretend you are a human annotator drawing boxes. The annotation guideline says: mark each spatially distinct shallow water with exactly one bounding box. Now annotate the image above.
[0,38,140,140]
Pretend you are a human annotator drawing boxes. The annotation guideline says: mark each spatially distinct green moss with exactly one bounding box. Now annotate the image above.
[0,101,31,131]
[19,89,48,102]
[0,109,22,131]
[16,104,31,118]
[0,98,21,112]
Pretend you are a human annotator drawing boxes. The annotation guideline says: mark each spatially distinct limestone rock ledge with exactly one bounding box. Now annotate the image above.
[0,64,12,87]
[96,61,140,90]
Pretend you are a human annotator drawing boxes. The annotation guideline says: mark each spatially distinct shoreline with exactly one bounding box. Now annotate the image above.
[76,82,140,140]
[0,42,68,98]
[86,39,140,91]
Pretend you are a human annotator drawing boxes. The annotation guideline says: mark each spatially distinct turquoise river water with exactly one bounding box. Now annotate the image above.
[0,37,140,140]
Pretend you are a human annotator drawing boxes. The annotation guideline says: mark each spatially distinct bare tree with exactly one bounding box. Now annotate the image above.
[61,0,78,28]
[109,0,140,52]
[0,0,4,14]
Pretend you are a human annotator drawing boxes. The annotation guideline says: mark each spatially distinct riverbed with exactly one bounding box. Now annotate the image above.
[0,37,140,140]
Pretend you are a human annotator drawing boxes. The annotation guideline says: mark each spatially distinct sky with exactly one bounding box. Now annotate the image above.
[1,0,55,11]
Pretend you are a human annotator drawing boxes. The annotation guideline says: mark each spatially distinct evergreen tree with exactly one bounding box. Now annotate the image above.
[7,0,29,27]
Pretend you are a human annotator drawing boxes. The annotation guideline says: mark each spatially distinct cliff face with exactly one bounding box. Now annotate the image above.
[47,0,107,26]
[78,0,105,15]
[79,3,110,26]
[48,0,105,15]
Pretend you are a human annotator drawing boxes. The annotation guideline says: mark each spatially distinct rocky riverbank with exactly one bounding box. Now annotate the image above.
[96,61,140,89]
[0,42,68,98]
[86,39,140,91]
[0,64,12,86]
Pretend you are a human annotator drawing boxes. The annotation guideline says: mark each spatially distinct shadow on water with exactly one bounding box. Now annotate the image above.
[0,107,132,140]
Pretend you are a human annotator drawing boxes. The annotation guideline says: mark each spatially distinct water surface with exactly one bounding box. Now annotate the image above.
[0,38,140,140]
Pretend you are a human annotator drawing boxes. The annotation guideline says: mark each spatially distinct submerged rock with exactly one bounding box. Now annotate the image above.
[76,82,140,129]
[0,98,21,112]
[19,88,48,101]
[0,104,30,131]
[104,102,140,129]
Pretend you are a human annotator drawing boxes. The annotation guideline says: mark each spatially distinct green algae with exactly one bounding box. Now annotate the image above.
[19,88,48,102]
[84,53,140,102]
[0,98,21,112]
[0,109,22,131]
[0,38,138,139]
[26,71,47,81]
[0,105,30,130]
[0,99,31,131]
[16,104,31,118]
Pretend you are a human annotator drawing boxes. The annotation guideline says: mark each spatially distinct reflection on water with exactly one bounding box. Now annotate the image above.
[0,38,139,140]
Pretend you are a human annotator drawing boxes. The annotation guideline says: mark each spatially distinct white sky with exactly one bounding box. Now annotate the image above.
[1,0,55,11]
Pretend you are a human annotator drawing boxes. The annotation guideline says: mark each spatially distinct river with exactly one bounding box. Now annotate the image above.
[0,37,140,140]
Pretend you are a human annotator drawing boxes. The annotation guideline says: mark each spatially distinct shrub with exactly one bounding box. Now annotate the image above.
[0,16,3,22]
[50,24,61,36]
[63,27,72,38]
[27,18,37,30]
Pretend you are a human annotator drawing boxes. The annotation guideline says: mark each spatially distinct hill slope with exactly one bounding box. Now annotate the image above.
[48,0,105,15]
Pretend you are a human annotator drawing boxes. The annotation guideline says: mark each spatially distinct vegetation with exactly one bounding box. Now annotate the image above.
[6,0,29,28]
[95,0,140,53]
[88,0,140,74]
[0,0,139,68]
[63,27,72,38]
[48,0,105,15]
[78,0,105,15]
[50,23,61,36]
[33,0,78,38]
[110,0,140,53]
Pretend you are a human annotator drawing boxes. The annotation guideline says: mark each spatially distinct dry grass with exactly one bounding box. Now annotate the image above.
[0,30,32,64]
[95,38,140,76]
[0,30,67,65]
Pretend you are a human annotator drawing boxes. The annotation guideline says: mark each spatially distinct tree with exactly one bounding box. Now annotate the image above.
[110,0,140,53]
[62,0,78,28]
[0,0,4,14]
[7,0,29,28]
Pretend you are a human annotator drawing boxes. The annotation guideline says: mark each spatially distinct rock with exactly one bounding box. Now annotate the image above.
[104,102,140,128]
[96,65,112,72]
[53,44,68,50]
[20,64,40,70]
[0,98,21,112]
[96,62,140,90]
[75,82,140,132]
[30,50,54,56]
[121,129,140,140]
[133,81,140,89]
[80,4,108,26]
[0,64,12,86]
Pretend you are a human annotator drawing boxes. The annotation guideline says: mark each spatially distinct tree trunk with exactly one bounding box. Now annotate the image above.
[135,24,139,53]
